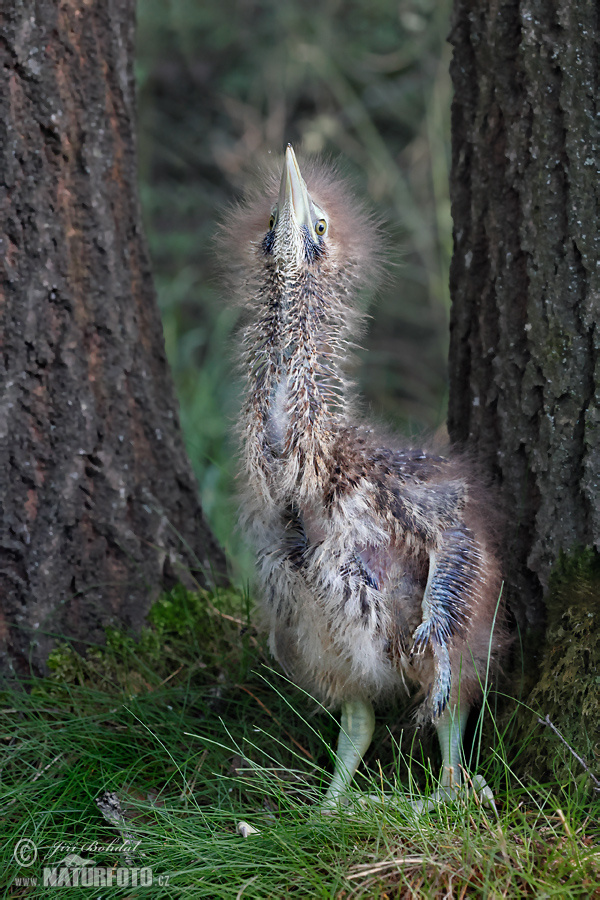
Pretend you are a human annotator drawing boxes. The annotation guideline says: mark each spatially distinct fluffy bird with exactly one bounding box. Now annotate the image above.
[224,145,506,809]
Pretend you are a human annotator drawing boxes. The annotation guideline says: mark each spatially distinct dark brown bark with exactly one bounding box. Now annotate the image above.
[0,1,227,677]
[448,0,599,629]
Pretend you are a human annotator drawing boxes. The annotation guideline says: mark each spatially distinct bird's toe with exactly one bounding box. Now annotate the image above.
[411,775,497,815]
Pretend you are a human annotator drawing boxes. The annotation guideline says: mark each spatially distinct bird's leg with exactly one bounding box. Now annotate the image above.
[408,701,469,813]
[321,698,375,810]
[410,701,496,813]
[435,701,469,790]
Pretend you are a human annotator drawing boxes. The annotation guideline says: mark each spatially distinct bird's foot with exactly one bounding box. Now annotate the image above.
[411,774,496,814]
[319,790,381,816]
[411,620,432,655]
[318,773,496,818]
[236,774,495,833]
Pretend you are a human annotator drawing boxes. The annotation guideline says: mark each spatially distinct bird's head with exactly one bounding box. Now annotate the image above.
[220,145,382,306]
[264,145,330,274]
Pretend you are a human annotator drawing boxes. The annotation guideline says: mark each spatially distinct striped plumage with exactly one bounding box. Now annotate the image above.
[223,146,506,807]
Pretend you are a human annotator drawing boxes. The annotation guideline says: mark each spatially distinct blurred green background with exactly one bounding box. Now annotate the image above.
[135,0,452,577]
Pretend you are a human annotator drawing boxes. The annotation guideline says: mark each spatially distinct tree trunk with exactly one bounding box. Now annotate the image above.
[0,1,227,678]
[448,0,599,778]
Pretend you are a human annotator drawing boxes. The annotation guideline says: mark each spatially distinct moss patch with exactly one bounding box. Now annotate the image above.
[43,584,258,696]
[511,548,600,792]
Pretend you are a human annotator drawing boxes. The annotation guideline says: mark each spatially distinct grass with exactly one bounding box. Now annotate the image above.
[2,587,598,898]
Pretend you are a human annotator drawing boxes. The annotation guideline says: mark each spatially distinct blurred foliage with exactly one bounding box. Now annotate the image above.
[135,0,452,574]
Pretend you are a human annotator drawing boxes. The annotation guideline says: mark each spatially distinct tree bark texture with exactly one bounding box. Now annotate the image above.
[448,0,599,629]
[0,1,226,677]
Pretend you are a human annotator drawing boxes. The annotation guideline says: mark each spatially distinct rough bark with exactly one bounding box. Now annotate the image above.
[0,0,226,677]
[448,0,599,630]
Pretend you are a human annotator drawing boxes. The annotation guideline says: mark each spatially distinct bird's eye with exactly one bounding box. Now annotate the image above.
[268,214,276,230]
[315,219,327,236]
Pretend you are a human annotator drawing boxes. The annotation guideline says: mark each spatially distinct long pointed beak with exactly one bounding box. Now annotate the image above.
[278,145,313,231]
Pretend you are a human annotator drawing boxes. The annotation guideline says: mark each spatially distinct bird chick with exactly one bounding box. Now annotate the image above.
[224,145,506,809]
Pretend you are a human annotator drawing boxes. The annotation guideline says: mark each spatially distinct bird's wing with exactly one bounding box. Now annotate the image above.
[378,468,483,716]
[378,467,467,545]
[412,523,483,716]
[413,524,481,647]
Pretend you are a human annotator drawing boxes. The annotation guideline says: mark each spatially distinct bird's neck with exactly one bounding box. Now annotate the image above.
[242,268,353,497]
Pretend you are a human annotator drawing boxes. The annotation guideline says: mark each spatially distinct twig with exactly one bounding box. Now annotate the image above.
[180,748,208,798]
[157,664,184,687]
[203,596,260,648]
[348,857,425,878]
[537,714,600,791]
[31,753,64,783]
[204,595,246,627]
[556,808,573,837]
[237,685,313,760]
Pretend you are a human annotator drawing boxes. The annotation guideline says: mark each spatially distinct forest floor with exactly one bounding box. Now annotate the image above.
[2,586,599,898]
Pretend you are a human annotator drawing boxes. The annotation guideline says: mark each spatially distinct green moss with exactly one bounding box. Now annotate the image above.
[512,548,600,793]
[43,584,257,697]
